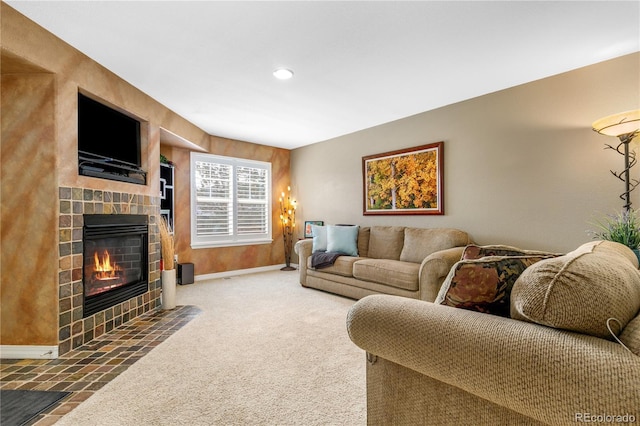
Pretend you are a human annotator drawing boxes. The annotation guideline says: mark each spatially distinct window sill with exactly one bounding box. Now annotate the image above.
[191,238,273,249]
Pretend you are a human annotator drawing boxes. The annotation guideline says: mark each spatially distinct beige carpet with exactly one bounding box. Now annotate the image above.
[56,271,366,425]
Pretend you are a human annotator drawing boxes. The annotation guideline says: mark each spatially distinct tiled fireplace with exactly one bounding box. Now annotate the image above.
[58,187,161,355]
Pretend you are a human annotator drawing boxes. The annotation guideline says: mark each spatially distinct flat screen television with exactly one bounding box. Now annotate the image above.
[78,92,146,184]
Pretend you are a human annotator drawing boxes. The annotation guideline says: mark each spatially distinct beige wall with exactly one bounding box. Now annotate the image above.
[291,53,640,253]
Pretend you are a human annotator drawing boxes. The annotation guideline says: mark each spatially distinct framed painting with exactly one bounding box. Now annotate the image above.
[304,220,324,238]
[363,142,444,215]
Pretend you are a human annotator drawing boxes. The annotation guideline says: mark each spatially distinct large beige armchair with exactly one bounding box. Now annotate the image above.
[347,241,640,425]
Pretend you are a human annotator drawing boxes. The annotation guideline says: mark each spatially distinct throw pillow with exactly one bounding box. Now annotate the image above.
[462,244,560,260]
[435,255,551,317]
[311,225,327,253]
[619,314,640,356]
[326,225,359,256]
[510,241,640,339]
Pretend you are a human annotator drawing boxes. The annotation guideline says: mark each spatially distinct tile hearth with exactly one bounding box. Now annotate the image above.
[1,305,201,426]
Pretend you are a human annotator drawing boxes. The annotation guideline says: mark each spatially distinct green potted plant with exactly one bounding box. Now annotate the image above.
[590,209,640,262]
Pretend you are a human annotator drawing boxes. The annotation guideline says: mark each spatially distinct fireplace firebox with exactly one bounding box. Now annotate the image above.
[83,214,148,317]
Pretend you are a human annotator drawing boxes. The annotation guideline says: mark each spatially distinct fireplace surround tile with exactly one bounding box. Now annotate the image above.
[58,187,161,356]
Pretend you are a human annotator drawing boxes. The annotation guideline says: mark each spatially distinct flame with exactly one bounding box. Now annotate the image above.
[93,250,121,279]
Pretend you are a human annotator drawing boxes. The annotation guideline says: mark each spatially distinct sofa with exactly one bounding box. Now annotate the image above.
[347,240,640,425]
[294,225,472,301]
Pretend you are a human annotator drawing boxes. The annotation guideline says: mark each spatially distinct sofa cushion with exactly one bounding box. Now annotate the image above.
[435,255,550,317]
[462,244,560,260]
[353,259,419,291]
[326,225,359,256]
[307,255,361,277]
[511,241,640,339]
[311,225,327,253]
[368,226,405,260]
[400,228,471,263]
[619,314,640,356]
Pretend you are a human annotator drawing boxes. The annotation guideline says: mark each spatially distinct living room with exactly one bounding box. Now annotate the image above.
[1,1,639,425]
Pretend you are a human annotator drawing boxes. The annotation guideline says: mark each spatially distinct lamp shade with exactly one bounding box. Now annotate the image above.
[592,109,640,137]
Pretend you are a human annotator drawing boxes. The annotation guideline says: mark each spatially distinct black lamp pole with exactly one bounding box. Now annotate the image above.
[592,110,640,213]
[605,131,638,212]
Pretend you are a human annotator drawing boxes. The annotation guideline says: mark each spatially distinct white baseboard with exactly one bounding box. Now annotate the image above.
[0,345,59,359]
[195,264,299,282]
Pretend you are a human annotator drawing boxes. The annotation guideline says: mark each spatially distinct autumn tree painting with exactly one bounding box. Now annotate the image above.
[363,142,443,215]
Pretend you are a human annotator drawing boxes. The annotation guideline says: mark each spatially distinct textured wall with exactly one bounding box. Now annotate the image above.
[1,72,59,345]
[1,3,290,352]
[161,138,290,275]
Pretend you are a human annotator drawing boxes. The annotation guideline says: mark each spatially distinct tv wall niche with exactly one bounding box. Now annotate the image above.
[78,92,147,185]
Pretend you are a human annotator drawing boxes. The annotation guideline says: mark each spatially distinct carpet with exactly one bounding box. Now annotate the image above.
[55,271,366,425]
[1,390,70,426]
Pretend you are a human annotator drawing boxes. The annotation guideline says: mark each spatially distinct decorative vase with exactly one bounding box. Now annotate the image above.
[161,269,177,310]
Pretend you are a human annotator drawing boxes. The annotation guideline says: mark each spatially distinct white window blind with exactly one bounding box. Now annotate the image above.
[236,166,269,235]
[191,153,271,248]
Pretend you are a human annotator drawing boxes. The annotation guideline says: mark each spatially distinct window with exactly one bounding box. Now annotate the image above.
[191,152,272,248]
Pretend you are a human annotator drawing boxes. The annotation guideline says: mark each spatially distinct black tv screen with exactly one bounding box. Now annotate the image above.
[78,93,141,167]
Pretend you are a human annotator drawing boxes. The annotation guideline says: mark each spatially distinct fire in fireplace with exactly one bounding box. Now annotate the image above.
[83,214,149,317]
[87,249,125,297]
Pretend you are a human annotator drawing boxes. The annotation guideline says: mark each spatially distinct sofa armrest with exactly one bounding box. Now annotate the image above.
[418,246,464,301]
[347,295,640,424]
[294,239,313,286]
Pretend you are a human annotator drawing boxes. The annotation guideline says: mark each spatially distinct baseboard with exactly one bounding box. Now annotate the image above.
[0,345,59,359]
[195,264,299,282]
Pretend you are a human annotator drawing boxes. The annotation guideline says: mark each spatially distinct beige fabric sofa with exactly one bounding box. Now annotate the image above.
[347,240,640,425]
[294,226,472,302]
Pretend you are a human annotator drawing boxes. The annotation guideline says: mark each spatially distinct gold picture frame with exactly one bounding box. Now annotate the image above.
[363,142,444,215]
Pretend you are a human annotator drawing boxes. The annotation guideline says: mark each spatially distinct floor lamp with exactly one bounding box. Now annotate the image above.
[592,109,640,212]
[279,186,297,271]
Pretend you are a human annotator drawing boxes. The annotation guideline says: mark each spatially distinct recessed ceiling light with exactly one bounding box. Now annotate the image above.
[273,68,294,80]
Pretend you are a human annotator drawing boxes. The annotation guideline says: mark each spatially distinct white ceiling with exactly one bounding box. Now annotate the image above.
[5,1,640,150]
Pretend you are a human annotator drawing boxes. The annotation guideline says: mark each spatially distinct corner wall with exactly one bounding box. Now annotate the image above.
[291,53,640,253]
[1,2,290,356]
[160,138,290,275]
